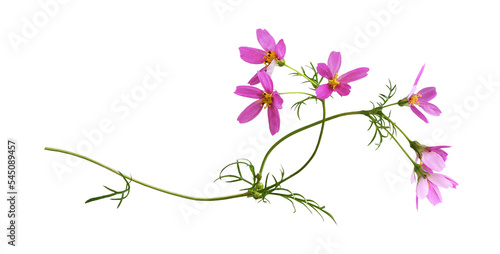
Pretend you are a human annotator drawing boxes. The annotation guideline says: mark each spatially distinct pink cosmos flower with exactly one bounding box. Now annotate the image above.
[235,71,283,135]
[419,145,451,172]
[239,29,286,85]
[406,65,442,123]
[315,51,369,100]
[413,172,458,210]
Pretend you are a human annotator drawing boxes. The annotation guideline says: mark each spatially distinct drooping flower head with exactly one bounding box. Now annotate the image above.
[315,51,369,100]
[239,29,286,85]
[410,144,457,210]
[235,71,283,135]
[401,65,442,123]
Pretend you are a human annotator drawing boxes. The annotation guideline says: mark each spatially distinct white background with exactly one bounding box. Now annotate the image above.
[1,0,499,253]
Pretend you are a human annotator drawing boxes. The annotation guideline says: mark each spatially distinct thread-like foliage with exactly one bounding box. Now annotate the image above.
[85,171,132,208]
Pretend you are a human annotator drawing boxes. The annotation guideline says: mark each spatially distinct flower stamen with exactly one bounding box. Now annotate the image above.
[263,51,277,66]
[409,94,422,105]
[259,93,273,108]
[328,73,340,90]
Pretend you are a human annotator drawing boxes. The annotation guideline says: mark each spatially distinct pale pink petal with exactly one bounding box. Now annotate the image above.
[416,87,437,102]
[419,102,441,116]
[408,64,425,100]
[272,92,283,109]
[416,178,429,199]
[239,47,266,64]
[337,67,369,83]
[426,182,442,206]
[256,29,276,52]
[427,173,453,188]
[268,105,280,135]
[426,146,450,162]
[328,51,342,75]
[234,86,264,99]
[266,59,276,75]
[257,71,273,93]
[410,105,429,123]
[411,172,416,184]
[422,151,445,172]
[315,84,334,100]
[334,83,351,96]
[275,39,286,60]
[444,175,459,188]
[316,63,333,80]
[237,100,263,123]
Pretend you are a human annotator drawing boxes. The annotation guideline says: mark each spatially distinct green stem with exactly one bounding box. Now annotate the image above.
[45,147,249,201]
[284,64,317,86]
[381,102,398,108]
[258,108,369,186]
[381,114,412,143]
[279,91,316,97]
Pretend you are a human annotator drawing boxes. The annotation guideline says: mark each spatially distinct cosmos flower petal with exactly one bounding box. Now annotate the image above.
[334,83,351,96]
[272,92,283,109]
[428,173,453,188]
[256,29,276,52]
[410,105,429,123]
[419,102,442,116]
[444,175,459,188]
[268,105,280,135]
[237,100,263,123]
[239,47,266,64]
[257,71,274,93]
[422,151,446,172]
[317,63,333,80]
[417,87,437,102]
[315,84,334,100]
[337,67,369,83]
[416,178,429,199]
[275,39,286,60]
[427,182,443,206]
[408,64,426,100]
[234,86,264,99]
[328,51,342,75]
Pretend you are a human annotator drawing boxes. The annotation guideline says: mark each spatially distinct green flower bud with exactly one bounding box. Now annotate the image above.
[276,59,286,67]
[397,98,409,106]
[257,182,264,191]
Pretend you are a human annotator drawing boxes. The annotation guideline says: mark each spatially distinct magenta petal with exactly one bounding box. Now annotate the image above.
[422,151,446,172]
[410,105,429,123]
[237,100,263,123]
[256,29,276,52]
[444,175,458,188]
[275,39,286,60]
[431,148,449,162]
[417,87,437,102]
[234,86,264,99]
[416,178,429,199]
[316,84,334,100]
[335,83,351,96]
[316,63,333,80]
[426,182,442,206]
[427,173,453,188]
[338,67,369,83]
[248,71,261,85]
[239,47,266,64]
[267,105,280,135]
[328,51,342,75]
[257,71,273,93]
[272,92,283,109]
[408,65,425,100]
[419,102,441,116]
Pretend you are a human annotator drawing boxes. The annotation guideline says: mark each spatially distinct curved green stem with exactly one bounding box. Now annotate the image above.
[381,114,412,143]
[381,102,399,109]
[258,108,369,185]
[279,91,316,97]
[45,147,249,201]
[284,64,317,86]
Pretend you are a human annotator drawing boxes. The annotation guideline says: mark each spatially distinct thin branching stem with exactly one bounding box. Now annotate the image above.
[45,147,249,201]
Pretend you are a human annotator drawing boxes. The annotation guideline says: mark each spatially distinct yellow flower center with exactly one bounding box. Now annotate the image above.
[259,93,273,108]
[328,73,340,89]
[409,94,422,105]
[263,50,277,66]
